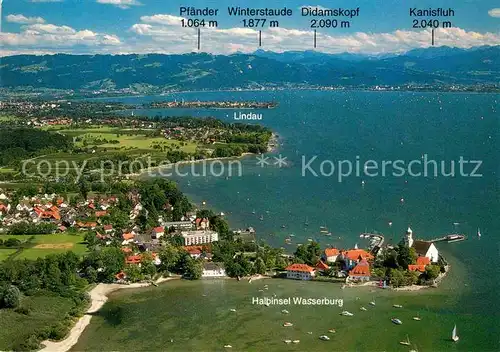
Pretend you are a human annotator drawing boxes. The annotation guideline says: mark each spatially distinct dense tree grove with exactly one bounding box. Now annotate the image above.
[0,128,72,167]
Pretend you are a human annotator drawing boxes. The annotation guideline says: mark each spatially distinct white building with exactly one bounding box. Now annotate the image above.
[412,240,439,263]
[151,227,165,239]
[285,264,316,280]
[323,248,340,263]
[202,262,226,278]
[181,230,218,246]
[405,227,439,263]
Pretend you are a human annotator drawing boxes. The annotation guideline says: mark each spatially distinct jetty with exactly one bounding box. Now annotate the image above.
[426,234,466,243]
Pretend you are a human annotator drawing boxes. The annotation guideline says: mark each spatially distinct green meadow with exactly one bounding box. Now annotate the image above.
[0,233,87,261]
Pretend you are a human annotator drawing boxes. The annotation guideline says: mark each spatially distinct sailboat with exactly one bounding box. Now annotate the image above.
[399,335,411,346]
[304,217,309,226]
[451,324,459,342]
[412,312,421,321]
[477,228,481,238]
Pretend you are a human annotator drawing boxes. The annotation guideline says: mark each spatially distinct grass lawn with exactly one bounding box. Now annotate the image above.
[0,233,87,261]
[0,115,19,122]
[0,295,77,351]
[0,248,18,261]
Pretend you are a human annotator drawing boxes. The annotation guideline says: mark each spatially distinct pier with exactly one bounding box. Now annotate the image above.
[425,234,466,243]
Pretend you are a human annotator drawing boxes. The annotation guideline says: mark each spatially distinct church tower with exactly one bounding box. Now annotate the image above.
[404,227,414,247]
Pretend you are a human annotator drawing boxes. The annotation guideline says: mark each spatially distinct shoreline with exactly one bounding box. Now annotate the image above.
[132,132,279,178]
[39,277,177,352]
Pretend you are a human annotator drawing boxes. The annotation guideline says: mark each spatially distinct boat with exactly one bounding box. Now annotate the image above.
[229,308,236,312]
[391,318,402,325]
[281,309,289,314]
[319,335,330,341]
[320,226,327,229]
[445,234,466,242]
[328,329,336,333]
[340,311,354,316]
[451,324,459,342]
[224,345,232,348]
[304,217,309,226]
[320,229,329,233]
[281,225,286,228]
[251,210,255,214]
[369,301,376,306]
[283,340,292,344]
[413,313,421,321]
[259,215,264,221]
[292,340,300,344]
[477,228,481,238]
[307,238,313,242]
[283,322,293,327]
[360,307,367,311]
[400,335,411,346]
[393,304,403,308]
[324,232,332,236]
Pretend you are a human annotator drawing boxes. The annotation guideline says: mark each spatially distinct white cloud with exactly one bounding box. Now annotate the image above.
[140,14,185,25]
[6,14,46,24]
[96,0,142,9]
[488,8,500,18]
[0,22,121,49]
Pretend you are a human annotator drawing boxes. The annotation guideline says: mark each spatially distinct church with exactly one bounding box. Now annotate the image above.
[404,227,439,263]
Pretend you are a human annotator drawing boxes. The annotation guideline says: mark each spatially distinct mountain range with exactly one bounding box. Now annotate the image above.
[0,46,498,92]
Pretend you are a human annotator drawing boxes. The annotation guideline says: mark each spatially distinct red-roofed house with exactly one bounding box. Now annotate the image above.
[95,211,108,218]
[103,224,114,234]
[348,259,371,282]
[121,247,133,254]
[151,227,165,239]
[323,248,340,263]
[285,263,316,280]
[125,255,142,265]
[195,218,210,230]
[340,249,374,269]
[315,261,330,272]
[122,233,135,245]
[408,264,427,273]
[115,271,127,281]
[416,256,431,266]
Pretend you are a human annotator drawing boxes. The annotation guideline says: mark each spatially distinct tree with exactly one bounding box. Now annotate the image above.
[1,285,21,308]
[389,268,405,287]
[254,257,266,275]
[159,243,181,273]
[383,249,399,269]
[183,258,203,280]
[424,265,441,281]
[396,243,416,268]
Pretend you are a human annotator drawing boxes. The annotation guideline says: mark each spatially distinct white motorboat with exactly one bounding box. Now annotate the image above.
[360,307,367,311]
[283,340,292,344]
[292,340,300,344]
[224,345,232,348]
[391,318,403,325]
[369,301,376,306]
[283,322,293,327]
[393,304,403,308]
[319,335,330,341]
[340,311,354,316]
[281,309,289,314]
[229,309,236,312]
[328,329,336,333]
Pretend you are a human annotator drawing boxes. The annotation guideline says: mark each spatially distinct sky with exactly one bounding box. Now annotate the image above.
[0,0,499,56]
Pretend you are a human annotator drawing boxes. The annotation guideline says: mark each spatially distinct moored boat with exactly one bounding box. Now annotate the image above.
[391,318,402,325]
[393,304,403,308]
[283,322,293,327]
[400,335,411,346]
[340,311,354,316]
[319,335,330,341]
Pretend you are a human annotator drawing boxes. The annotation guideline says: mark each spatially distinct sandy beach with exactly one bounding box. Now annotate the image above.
[40,277,177,352]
